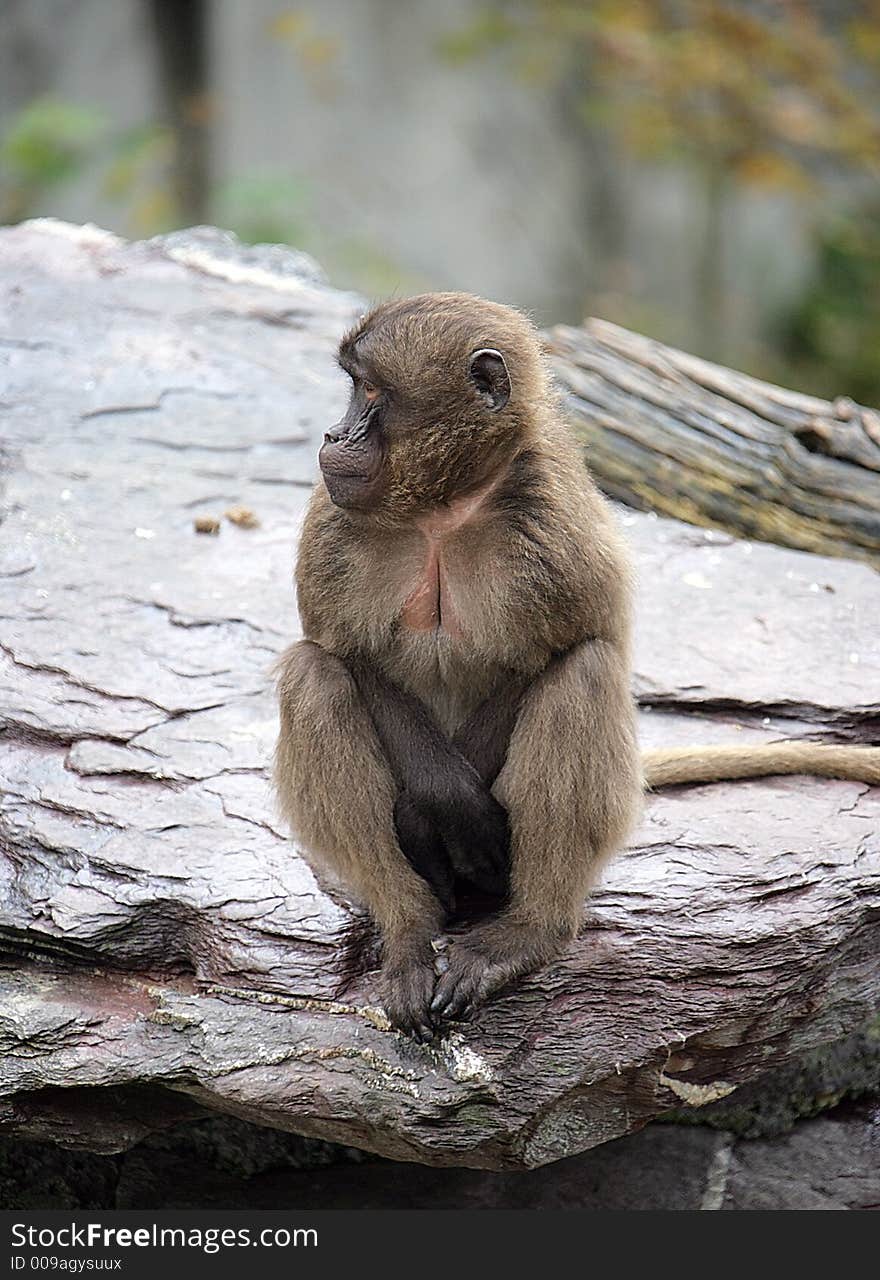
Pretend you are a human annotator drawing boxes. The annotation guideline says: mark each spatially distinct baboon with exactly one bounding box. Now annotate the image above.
[274,292,880,1040]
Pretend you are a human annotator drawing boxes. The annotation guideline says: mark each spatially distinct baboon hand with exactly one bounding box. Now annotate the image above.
[393,790,456,912]
[430,921,560,1025]
[430,941,511,1024]
[445,788,510,896]
[379,949,438,1044]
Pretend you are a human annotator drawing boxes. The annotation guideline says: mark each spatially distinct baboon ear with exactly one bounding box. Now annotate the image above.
[469,348,511,412]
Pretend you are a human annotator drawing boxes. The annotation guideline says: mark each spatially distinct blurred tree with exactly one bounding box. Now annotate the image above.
[778,204,880,402]
[146,0,212,226]
[443,0,880,358]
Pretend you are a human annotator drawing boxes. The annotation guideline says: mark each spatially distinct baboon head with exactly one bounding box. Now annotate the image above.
[319,292,550,516]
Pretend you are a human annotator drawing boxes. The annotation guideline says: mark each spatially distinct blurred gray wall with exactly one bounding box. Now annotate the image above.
[1,0,818,354]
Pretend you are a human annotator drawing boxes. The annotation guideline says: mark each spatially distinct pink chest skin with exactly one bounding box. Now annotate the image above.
[400,482,496,637]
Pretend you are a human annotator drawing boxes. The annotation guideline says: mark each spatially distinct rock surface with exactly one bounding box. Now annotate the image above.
[0,220,878,1170]
[4,1099,879,1210]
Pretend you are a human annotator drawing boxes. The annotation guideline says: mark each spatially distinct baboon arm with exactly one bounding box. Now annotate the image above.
[495,637,641,935]
[346,657,511,899]
[273,640,444,947]
[643,742,880,788]
[430,638,641,1021]
[451,673,532,786]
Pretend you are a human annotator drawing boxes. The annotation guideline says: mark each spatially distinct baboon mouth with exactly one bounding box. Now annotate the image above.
[320,466,384,510]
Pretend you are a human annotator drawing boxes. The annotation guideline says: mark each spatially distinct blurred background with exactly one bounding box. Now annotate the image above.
[2,0,879,400]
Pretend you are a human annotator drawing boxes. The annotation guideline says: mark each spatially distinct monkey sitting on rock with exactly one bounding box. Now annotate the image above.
[274,292,880,1041]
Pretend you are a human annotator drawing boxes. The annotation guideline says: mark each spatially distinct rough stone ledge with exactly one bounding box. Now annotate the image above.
[0,220,877,1169]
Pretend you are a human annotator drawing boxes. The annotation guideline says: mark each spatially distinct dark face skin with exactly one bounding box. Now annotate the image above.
[318,372,387,510]
[319,302,512,515]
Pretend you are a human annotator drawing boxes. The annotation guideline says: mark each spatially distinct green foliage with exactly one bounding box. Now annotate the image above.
[1,97,105,184]
[268,9,342,95]
[213,173,310,248]
[0,98,106,221]
[442,1,880,189]
[0,97,171,231]
[101,125,172,202]
[442,2,880,371]
[439,8,517,63]
[778,206,880,404]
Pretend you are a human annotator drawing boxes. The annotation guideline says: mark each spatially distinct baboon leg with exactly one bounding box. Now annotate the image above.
[432,640,640,1022]
[274,640,444,1040]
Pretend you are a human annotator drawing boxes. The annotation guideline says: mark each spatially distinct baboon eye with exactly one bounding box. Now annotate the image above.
[363,381,380,401]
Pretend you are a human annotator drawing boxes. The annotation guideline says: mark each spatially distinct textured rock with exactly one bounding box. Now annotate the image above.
[719,1103,880,1210]
[0,220,878,1170]
[4,1101,879,1209]
[667,1019,880,1138]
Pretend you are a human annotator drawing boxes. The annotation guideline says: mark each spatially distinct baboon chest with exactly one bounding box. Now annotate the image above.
[378,494,505,731]
[401,540,461,637]
[396,483,497,641]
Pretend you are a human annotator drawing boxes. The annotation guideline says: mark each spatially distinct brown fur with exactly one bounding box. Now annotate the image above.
[275,291,876,1037]
[644,742,880,788]
[275,292,641,1035]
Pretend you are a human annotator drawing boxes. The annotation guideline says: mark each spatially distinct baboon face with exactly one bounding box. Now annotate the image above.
[319,293,544,515]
